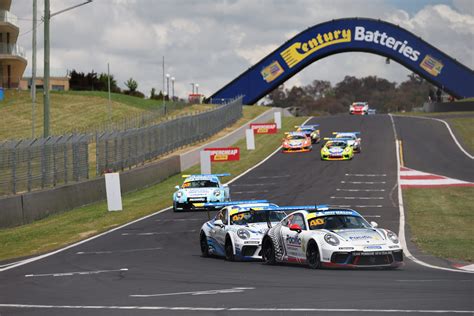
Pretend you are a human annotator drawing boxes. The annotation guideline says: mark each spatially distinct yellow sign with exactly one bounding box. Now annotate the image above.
[261,61,284,83]
[214,154,229,161]
[281,29,351,68]
[420,55,444,76]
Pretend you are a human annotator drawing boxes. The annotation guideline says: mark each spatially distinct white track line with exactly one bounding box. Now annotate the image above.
[390,114,473,274]
[391,114,473,160]
[0,117,312,273]
[0,304,471,313]
[330,197,384,200]
[130,287,255,298]
[25,268,128,278]
[76,247,162,255]
[355,205,383,208]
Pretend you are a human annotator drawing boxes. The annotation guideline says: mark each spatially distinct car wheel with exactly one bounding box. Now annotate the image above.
[262,237,276,265]
[225,237,235,261]
[173,201,178,212]
[306,241,321,269]
[200,232,209,257]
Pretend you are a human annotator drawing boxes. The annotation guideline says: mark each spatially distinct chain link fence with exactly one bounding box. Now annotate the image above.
[0,97,243,196]
[0,134,90,195]
[95,97,243,174]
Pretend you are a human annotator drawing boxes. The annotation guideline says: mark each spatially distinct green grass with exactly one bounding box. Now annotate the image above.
[445,117,474,152]
[404,187,474,262]
[0,90,217,140]
[0,116,306,261]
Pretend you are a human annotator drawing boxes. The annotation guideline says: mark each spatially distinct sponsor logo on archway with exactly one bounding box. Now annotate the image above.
[420,55,444,76]
[261,61,284,83]
[281,29,351,68]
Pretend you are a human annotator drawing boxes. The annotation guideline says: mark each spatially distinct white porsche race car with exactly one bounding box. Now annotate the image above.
[173,174,230,212]
[199,201,286,261]
[333,131,362,153]
[262,205,403,269]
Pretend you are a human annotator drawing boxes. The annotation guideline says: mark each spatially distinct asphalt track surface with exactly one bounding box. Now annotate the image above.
[0,114,472,316]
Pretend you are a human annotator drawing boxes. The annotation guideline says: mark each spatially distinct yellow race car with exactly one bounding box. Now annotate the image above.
[320,138,354,160]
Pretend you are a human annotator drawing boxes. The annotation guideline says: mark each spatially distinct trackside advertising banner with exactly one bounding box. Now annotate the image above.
[250,123,277,134]
[205,147,240,162]
[211,18,474,104]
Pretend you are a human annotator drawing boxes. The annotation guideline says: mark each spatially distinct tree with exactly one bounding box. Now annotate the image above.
[150,87,156,99]
[125,78,138,92]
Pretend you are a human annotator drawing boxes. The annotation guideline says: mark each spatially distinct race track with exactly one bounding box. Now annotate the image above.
[0,114,472,316]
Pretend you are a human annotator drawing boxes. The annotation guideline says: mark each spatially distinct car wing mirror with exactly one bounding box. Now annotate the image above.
[370,221,378,228]
[214,219,224,227]
[174,185,180,190]
[289,224,302,233]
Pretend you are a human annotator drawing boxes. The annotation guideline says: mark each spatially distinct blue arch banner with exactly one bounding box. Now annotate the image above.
[210,18,474,104]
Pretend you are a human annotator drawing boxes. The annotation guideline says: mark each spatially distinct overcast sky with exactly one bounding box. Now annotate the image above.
[12,0,474,101]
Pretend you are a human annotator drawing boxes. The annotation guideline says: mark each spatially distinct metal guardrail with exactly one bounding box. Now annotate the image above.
[95,97,243,174]
[0,97,243,195]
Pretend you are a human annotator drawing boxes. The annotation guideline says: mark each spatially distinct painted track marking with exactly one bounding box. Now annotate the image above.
[0,304,472,313]
[25,268,128,278]
[76,247,162,255]
[330,196,384,200]
[130,287,255,298]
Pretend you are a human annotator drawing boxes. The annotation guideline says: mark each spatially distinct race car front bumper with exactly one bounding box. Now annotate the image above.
[282,146,312,153]
[174,198,222,211]
[321,154,352,160]
[322,249,404,268]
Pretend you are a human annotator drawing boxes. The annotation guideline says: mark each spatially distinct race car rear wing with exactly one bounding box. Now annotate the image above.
[182,173,231,178]
[203,200,268,208]
[295,124,320,128]
[254,204,329,228]
[323,137,353,141]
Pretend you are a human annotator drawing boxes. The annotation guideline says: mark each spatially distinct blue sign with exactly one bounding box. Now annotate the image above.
[211,18,474,104]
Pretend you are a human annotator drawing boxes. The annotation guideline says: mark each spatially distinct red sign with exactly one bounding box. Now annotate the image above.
[205,147,240,162]
[250,123,277,134]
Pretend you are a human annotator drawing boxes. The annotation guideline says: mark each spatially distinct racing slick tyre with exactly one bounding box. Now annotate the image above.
[225,237,235,261]
[262,237,276,265]
[200,232,209,257]
[306,241,321,269]
[173,201,178,212]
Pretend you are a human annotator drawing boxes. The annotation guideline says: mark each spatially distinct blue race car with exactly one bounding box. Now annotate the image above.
[173,174,231,212]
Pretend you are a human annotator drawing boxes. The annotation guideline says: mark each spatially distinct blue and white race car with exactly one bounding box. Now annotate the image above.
[296,124,321,144]
[199,201,286,261]
[173,174,231,212]
[262,205,403,269]
[333,132,362,153]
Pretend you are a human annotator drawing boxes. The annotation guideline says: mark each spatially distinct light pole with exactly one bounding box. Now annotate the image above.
[166,73,170,101]
[171,77,175,101]
[43,0,93,137]
[195,83,199,94]
[190,83,195,94]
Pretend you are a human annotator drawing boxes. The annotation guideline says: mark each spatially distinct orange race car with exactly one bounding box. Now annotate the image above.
[282,132,312,153]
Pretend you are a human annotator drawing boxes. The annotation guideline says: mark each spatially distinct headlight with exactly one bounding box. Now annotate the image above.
[386,230,399,244]
[213,190,221,197]
[176,191,182,198]
[324,233,340,246]
[237,229,250,240]
[322,147,329,153]
[344,147,350,152]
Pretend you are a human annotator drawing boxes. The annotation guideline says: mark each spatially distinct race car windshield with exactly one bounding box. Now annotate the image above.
[326,141,347,148]
[336,135,355,140]
[230,210,286,225]
[308,215,371,230]
[288,135,306,140]
[182,180,219,188]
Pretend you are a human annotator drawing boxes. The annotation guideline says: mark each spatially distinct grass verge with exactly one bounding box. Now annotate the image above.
[404,187,474,262]
[445,117,474,153]
[0,116,307,261]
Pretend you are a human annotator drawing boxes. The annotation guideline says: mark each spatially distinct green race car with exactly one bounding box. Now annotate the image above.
[321,138,354,160]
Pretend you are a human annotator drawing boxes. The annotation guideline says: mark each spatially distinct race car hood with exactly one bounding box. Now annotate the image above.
[332,229,385,246]
[182,188,216,197]
[328,147,344,154]
[288,140,304,146]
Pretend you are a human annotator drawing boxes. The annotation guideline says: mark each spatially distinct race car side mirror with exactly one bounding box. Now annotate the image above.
[174,185,180,190]
[289,224,302,233]
[214,219,224,227]
[370,221,378,228]
[223,184,228,188]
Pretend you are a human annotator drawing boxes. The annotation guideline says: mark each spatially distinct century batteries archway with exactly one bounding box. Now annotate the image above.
[210,18,474,104]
